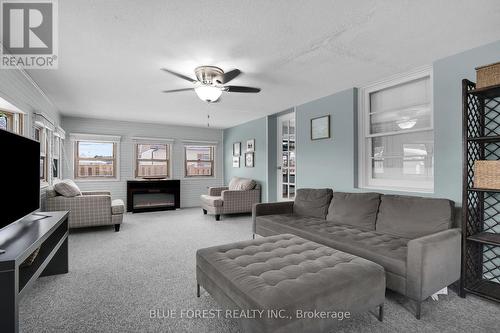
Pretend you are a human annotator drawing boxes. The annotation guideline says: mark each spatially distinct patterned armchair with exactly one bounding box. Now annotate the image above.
[45,188,125,231]
[200,177,261,220]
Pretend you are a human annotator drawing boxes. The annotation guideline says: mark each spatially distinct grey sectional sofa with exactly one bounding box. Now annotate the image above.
[253,189,461,319]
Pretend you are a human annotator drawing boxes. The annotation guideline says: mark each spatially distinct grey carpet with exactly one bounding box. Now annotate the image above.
[20,208,499,333]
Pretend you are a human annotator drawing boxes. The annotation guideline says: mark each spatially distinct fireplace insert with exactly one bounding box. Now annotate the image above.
[127,180,180,213]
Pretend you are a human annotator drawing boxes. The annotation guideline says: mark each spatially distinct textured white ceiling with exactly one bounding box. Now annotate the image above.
[27,0,500,128]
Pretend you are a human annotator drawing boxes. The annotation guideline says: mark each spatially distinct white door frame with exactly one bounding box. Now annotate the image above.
[277,112,296,201]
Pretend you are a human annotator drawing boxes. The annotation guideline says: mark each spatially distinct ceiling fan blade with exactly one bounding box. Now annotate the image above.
[162,88,194,93]
[224,85,261,93]
[218,69,241,84]
[161,68,196,83]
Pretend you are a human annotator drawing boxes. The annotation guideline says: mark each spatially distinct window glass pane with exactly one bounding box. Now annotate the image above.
[40,157,45,180]
[186,161,212,176]
[370,105,431,134]
[370,77,430,114]
[0,115,7,130]
[186,146,212,161]
[78,142,113,158]
[53,159,59,178]
[371,130,433,181]
[137,161,167,177]
[77,160,114,177]
[137,144,167,160]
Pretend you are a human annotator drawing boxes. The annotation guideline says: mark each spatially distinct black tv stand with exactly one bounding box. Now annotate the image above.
[0,211,69,333]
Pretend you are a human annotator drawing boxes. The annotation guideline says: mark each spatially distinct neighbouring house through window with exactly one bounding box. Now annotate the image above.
[75,141,117,179]
[135,143,170,178]
[358,67,434,192]
[184,145,214,177]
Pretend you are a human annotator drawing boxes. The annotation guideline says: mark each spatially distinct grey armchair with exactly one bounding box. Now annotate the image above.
[200,177,261,220]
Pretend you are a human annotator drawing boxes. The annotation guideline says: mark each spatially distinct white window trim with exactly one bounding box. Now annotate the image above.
[182,144,217,180]
[70,133,121,182]
[357,66,434,193]
[133,141,173,179]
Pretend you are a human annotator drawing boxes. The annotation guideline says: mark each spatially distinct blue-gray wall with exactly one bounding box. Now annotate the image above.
[223,117,268,202]
[223,40,500,206]
[295,89,357,191]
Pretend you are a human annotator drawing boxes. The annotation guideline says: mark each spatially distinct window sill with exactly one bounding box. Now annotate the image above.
[74,178,121,182]
[358,185,434,194]
[182,176,216,181]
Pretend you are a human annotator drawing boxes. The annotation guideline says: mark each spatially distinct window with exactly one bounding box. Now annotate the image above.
[359,67,433,192]
[185,145,214,177]
[75,141,117,179]
[135,143,170,178]
[0,110,23,134]
[35,126,47,182]
[53,136,61,178]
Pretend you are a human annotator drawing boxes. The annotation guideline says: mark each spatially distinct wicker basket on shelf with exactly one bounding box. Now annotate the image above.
[476,61,500,89]
[474,160,500,189]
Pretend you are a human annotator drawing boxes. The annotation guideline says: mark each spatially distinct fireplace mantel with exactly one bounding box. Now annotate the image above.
[126,179,180,213]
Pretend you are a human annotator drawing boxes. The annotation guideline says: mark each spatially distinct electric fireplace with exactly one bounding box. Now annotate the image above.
[127,180,180,213]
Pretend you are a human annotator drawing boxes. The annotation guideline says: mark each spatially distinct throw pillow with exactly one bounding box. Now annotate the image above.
[54,179,82,197]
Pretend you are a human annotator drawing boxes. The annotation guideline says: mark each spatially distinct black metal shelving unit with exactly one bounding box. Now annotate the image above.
[461,80,500,302]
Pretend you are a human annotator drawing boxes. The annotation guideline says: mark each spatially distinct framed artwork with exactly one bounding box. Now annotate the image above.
[246,139,255,152]
[233,142,241,156]
[245,152,254,167]
[232,156,240,168]
[311,115,331,140]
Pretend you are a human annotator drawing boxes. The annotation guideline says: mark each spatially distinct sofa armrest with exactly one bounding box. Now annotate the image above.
[208,186,228,196]
[406,228,461,301]
[221,189,261,213]
[252,201,294,221]
[46,194,112,227]
[82,191,111,196]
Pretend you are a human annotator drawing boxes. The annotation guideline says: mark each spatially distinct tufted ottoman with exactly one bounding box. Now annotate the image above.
[196,234,385,333]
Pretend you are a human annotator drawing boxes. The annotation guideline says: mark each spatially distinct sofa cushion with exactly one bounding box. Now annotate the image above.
[326,192,381,230]
[228,177,256,191]
[256,214,409,276]
[54,179,82,197]
[293,188,333,218]
[111,199,125,215]
[200,194,223,207]
[376,195,454,239]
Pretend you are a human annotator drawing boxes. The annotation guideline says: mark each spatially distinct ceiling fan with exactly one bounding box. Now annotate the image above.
[161,66,261,103]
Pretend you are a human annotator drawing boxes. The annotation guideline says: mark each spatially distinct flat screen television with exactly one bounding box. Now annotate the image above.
[0,129,40,230]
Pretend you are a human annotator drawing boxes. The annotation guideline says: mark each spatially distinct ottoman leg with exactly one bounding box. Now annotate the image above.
[378,304,384,322]
[197,284,200,297]
[114,224,121,232]
[415,301,421,320]
[215,214,220,221]
[203,209,207,215]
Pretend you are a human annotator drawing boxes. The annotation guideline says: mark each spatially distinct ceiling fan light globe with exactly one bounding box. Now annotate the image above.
[195,86,222,102]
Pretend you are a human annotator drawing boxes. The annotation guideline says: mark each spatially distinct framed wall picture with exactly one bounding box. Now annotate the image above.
[232,156,240,168]
[245,152,254,167]
[311,115,331,140]
[246,139,255,152]
[233,142,241,156]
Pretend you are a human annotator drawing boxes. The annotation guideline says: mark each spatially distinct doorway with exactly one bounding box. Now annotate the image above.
[277,112,296,201]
